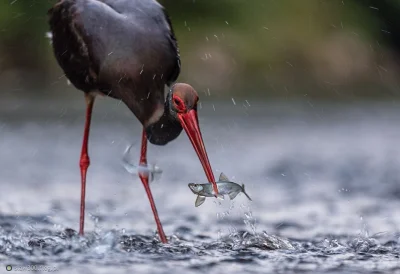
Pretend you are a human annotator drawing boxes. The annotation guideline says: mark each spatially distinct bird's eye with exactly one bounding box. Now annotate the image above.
[174,98,181,106]
[172,96,186,113]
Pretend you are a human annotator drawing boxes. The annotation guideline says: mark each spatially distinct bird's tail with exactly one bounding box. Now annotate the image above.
[241,184,252,201]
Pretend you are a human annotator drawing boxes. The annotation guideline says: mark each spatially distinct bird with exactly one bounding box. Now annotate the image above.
[47,0,219,243]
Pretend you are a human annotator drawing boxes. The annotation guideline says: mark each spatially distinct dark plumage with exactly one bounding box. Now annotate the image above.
[49,0,182,143]
[47,0,217,243]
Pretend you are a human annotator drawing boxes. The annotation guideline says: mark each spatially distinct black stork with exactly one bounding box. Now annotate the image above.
[47,0,218,243]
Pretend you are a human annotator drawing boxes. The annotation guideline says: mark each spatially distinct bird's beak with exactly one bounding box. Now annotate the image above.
[178,110,218,195]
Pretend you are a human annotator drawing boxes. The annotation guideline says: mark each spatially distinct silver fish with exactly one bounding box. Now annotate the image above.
[122,144,163,182]
[188,172,252,207]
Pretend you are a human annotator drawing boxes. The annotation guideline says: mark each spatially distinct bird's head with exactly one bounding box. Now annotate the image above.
[167,83,217,194]
[169,83,199,115]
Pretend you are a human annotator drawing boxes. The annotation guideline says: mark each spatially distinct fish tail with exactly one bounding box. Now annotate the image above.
[242,184,252,201]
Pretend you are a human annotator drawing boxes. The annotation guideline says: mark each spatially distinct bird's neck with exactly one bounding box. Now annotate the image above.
[145,94,183,146]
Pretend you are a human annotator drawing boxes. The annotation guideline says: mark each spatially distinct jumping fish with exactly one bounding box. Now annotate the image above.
[188,172,252,207]
[122,144,163,182]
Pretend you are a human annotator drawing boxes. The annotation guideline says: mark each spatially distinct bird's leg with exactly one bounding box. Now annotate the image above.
[79,93,95,236]
[139,129,168,243]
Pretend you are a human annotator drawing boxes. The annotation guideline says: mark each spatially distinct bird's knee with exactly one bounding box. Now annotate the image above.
[80,154,90,169]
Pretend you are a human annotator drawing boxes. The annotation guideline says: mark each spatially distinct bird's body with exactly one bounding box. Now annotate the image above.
[49,0,179,133]
[48,0,217,243]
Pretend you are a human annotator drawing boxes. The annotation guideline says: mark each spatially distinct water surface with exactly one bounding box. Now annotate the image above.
[0,99,399,273]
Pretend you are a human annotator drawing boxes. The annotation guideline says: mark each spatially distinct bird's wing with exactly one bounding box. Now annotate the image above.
[96,0,181,86]
[161,9,181,87]
[48,0,181,123]
[48,0,100,93]
[49,0,180,87]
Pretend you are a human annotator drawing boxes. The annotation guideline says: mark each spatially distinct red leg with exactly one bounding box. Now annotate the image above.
[139,129,168,243]
[79,93,95,236]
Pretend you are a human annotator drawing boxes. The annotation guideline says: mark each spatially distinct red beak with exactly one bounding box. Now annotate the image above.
[178,109,218,195]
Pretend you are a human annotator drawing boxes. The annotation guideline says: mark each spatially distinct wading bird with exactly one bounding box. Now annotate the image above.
[47,0,218,243]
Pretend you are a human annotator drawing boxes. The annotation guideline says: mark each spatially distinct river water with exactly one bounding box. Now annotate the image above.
[0,98,399,273]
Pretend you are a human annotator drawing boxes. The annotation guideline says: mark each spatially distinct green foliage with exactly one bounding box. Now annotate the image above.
[0,0,397,99]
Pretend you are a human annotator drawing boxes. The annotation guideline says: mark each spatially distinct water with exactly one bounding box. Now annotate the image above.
[0,98,400,273]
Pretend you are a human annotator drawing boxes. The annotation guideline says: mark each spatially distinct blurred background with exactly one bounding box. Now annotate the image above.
[1,0,400,102]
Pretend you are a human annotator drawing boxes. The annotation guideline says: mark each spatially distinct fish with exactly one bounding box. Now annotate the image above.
[188,172,252,207]
[122,144,163,182]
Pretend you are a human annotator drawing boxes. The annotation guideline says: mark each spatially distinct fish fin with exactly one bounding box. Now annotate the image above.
[216,194,225,200]
[242,184,252,201]
[219,172,230,182]
[148,164,162,183]
[152,171,162,182]
[228,191,239,200]
[195,195,206,207]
